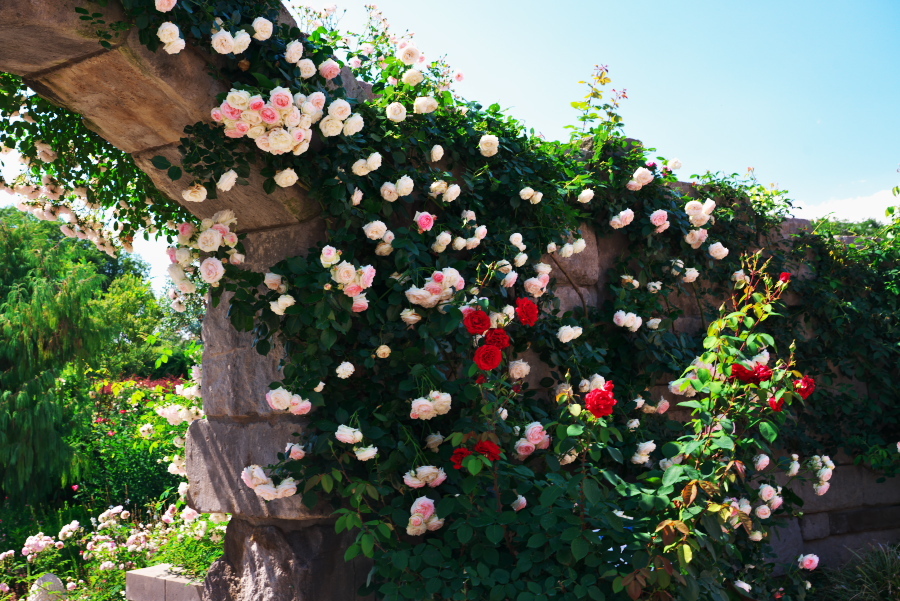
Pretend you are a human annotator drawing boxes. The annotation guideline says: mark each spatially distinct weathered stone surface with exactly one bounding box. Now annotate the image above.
[778,464,900,514]
[828,504,900,536]
[203,518,373,601]
[542,225,600,287]
[0,0,126,76]
[771,517,803,569]
[799,512,829,541]
[555,285,599,314]
[239,221,327,272]
[186,419,330,520]
[594,231,630,303]
[127,564,202,601]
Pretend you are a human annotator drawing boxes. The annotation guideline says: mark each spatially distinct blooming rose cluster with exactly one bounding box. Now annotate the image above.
[609,208,635,229]
[626,167,654,191]
[405,267,465,309]
[649,209,670,233]
[265,386,313,415]
[613,310,643,332]
[523,263,552,298]
[403,465,448,488]
[410,391,452,420]
[406,496,444,536]
[12,196,118,257]
[319,249,376,312]
[155,404,203,426]
[514,422,551,460]
[241,464,298,501]
[808,455,835,496]
[166,210,240,310]
[631,440,656,465]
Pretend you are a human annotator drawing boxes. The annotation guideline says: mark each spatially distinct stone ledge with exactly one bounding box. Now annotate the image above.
[126,564,202,601]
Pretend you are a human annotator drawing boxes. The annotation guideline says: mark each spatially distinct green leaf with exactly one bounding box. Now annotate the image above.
[486,524,504,545]
[662,464,684,487]
[759,420,778,443]
[571,536,590,561]
[167,165,182,181]
[150,155,171,169]
[583,478,602,504]
[566,424,584,437]
[457,523,473,544]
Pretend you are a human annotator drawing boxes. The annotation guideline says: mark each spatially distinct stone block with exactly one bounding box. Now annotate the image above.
[802,527,900,567]
[799,512,829,541]
[555,285,599,314]
[595,231,630,302]
[0,0,126,77]
[239,220,326,272]
[829,504,900,536]
[778,464,900,514]
[771,517,803,569]
[204,518,374,601]
[127,564,203,601]
[542,225,600,287]
[186,418,330,520]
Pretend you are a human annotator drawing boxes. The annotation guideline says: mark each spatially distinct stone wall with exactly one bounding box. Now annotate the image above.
[1,3,898,599]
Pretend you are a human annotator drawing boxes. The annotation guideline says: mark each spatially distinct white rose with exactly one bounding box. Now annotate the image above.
[682,268,699,283]
[430,145,443,162]
[319,115,344,137]
[181,184,207,203]
[508,360,531,380]
[376,242,393,256]
[577,189,594,203]
[335,362,355,379]
[442,184,461,202]
[351,159,371,176]
[413,97,438,114]
[217,170,238,191]
[331,261,357,285]
[429,180,448,197]
[355,446,378,461]
[163,39,185,54]
[157,22,180,43]
[396,44,421,65]
[685,200,705,216]
[298,59,317,79]
[343,114,364,136]
[363,220,388,240]
[252,17,273,40]
[265,387,292,411]
[199,257,225,284]
[400,308,422,325]
[668,158,682,170]
[401,69,424,85]
[647,318,662,330]
[328,98,351,121]
[709,242,729,260]
[211,30,235,54]
[396,175,414,197]
[285,40,304,63]
[375,345,391,358]
[366,152,382,171]
[514,253,527,267]
[559,243,574,258]
[479,134,499,157]
[196,228,223,252]
[380,182,399,202]
[557,325,582,343]
[232,31,251,54]
[274,168,299,187]
[386,102,407,122]
[451,237,466,250]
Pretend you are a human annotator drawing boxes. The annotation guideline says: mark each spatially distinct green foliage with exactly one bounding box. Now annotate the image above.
[809,543,900,601]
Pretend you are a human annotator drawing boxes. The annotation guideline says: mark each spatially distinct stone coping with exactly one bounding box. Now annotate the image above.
[126,564,202,601]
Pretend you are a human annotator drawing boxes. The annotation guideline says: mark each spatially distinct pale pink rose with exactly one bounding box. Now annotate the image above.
[798,554,819,570]
[166,247,177,263]
[318,59,341,80]
[650,209,668,226]
[221,102,243,120]
[249,96,265,111]
[625,179,642,191]
[511,495,527,511]
[335,425,363,444]
[223,232,238,246]
[755,505,771,519]
[286,443,306,460]
[515,438,536,460]
[288,395,312,415]
[754,454,770,471]
[656,399,670,414]
[181,507,200,522]
[210,107,224,122]
[655,222,671,234]
[359,265,376,289]
[155,0,177,11]
[351,294,369,312]
[429,469,447,487]
[224,128,244,138]
[537,273,550,286]
[260,106,280,124]
[199,257,225,284]
[404,471,426,488]
[349,57,362,68]
[424,282,443,296]
[408,513,426,528]
[769,495,784,510]
[758,484,776,502]
[410,398,436,420]
[270,88,294,110]
[524,422,546,445]
[633,167,654,186]
[412,211,435,232]
[501,272,518,287]
[410,496,436,519]
[343,284,364,297]
[523,277,545,297]
[536,435,550,450]
[177,222,196,237]
[814,482,830,496]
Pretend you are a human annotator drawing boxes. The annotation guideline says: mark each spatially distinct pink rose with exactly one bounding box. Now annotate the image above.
[415,211,435,232]
[432,272,444,283]
[287,444,306,460]
[769,495,783,510]
[270,90,293,110]
[524,422,546,445]
[814,482,830,496]
[221,102,243,120]
[501,272,518,288]
[223,232,238,246]
[798,554,819,570]
[511,495,527,511]
[166,247,177,262]
[515,438,536,460]
[523,277,545,298]
[349,57,362,68]
[657,399,670,414]
[289,396,312,415]
[318,59,341,80]
[655,221,671,234]
[410,496,435,519]
[359,265,376,289]
[155,0,177,11]
[650,209,668,226]
[309,92,326,110]
[249,96,265,111]
[210,107,224,122]
[625,179,642,191]
[260,106,280,124]
[235,121,250,134]
[224,128,243,139]
[291,128,307,143]
[536,435,550,450]
[408,513,426,527]
[404,472,426,488]
[429,470,447,487]
[199,257,225,284]
[343,284,363,297]
[351,295,369,313]
[177,223,196,237]
[424,282,443,296]
[211,223,230,235]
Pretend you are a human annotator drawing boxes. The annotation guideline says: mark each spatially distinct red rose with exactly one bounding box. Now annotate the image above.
[794,375,816,399]
[484,328,511,349]
[768,397,785,412]
[754,364,773,383]
[474,344,503,370]
[463,310,492,335]
[474,375,487,385]
[512,384,522,393]
[451,448,473,470]
[475,440,502,461]
[585,381,617,418]
[731,363,756,384]
[779,272,792,283]
[516,298,539,326]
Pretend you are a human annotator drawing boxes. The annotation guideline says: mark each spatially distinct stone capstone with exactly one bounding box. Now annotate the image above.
[202,517,373,601]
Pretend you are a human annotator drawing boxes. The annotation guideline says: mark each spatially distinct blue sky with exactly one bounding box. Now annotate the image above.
[4,0,898,289]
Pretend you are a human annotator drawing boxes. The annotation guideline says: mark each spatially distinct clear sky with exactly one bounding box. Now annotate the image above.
[3,0,898,290]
